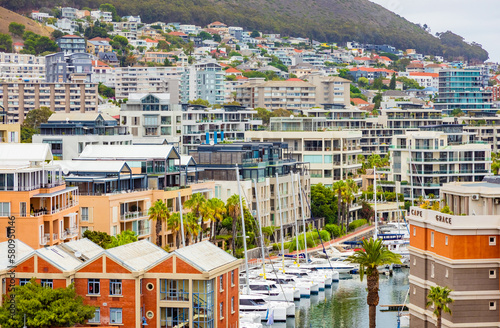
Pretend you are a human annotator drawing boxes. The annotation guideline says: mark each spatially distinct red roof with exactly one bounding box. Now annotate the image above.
[225,67,241,73]
[144,38,158,43]
[13,42,24,46]
[220,63,230,67]
[349,67,396,74]
[112,115,120,120]
[90,37,112,42]
[168,31,187,37]
[209,21,226,26]
[92,60,111,68]
[379,56,392,62]
[409,72,438,78]
[62,35,81,38]
[354,56,371,61]
[351,98,369,105]
[293,49,303,53]
[286,78,304,82]
[236,76,248,80]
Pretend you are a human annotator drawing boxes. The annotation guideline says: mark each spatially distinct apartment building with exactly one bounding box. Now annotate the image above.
[0,110,20,142]
[0,82,98,123]
[114,66,182,100]
[56,35,86,54]
[45,52,93,83]
[180,62,225,105]
[32,112,132,160]
[435,68,494,115]
[189,142,313,234]
[181,104,262,153]
[408,177,500,327]
[444,113,500,151]
[120,93,182,141]
[235,79,316,112]
[245,128,362,187]
[0,144,79,249]
[0,53,45,82]
[306,74,351,107]
[0,239,241,328]
[86,40,112,55]
[390,128,492,201]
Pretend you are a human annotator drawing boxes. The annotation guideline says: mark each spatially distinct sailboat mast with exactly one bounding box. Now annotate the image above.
[236,164,250,292]
[374,166,378,240]
[297,173,309,262]
[253,178,267,279]
[291,173,300,265]
[178,191,186,247]
[275,172,286,271]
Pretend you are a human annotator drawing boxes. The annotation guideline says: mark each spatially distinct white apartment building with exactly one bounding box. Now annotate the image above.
[91,10,112,22]
[0,53,45,82]
[306,74,351,107]
[390,129,492,201]
[0,82,98,123]
[120,93,182,142]
[181,104,262,154]
[444,114,500,151]
[113,66,183,100]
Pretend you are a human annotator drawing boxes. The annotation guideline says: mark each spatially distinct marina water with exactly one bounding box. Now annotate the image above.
[273,268,409,328]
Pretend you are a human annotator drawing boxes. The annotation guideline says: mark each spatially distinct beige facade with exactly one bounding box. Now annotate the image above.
[0,82,98,123]
[0,123,20,142]
[0,53,45,83]
[235,80,316,112]
[306,75,351,107]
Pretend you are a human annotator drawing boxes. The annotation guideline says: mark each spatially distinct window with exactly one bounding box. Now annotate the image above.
[88,279,100,295]
[88,308,100,323]
[490,301,497,310]
[160,279,189,301]
[231,296,234,313]
[231,270,234,286]
[0,202,10,217]
[110,279,122,296]
[161,308,189,328]
[219,275,223,291]
[431,231,434,247]
[490,236,496,245]
[192,279,214,327]
[19,202,26,217]
[445,236,448,246]
[81,207,89,221]
[413,227,416,236]
[413,258,416,266]
[41,279,53,288]
[445,269,448,278]
[413,287,416,295]
[490,270,496,279]
[431,263,435,278]
[220,302,223,319]
[19,279,30,286]
[110,308,122,324]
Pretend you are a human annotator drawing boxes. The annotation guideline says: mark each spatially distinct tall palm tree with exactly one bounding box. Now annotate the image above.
[346,238,401,328]
[426,286,453,328]
[333,181,346,230]
[148,200,170,247]
[343,178,359,228]
[226,194,245,255]
[203,198,227,242]
[184,193,207,243]
[185,213,201,246]
[167,213,182,249]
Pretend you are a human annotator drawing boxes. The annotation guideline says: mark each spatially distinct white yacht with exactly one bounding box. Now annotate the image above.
[266,274,312,299]
[241,280,297,302]
[239,294,295,322]
[301,257,355,274]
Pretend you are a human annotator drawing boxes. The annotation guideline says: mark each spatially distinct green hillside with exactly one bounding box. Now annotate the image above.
[0,0,488,62]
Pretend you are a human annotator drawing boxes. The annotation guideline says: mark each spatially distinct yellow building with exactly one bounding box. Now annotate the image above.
[0,122,20,142]
[86,40,113,55]
[0,144,79,249]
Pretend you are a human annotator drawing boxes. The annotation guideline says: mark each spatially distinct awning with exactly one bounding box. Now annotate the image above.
[32,186,78,198]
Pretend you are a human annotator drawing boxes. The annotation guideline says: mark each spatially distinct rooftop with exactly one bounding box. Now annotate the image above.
[78,145,180,160]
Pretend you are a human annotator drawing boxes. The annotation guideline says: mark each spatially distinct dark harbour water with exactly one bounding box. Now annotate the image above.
[274,268,410,328]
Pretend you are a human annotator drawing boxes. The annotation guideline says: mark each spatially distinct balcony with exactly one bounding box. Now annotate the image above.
[61,225,78,239]
[120,211,149,221]
[40,236,48,245]
[137,227,151,237]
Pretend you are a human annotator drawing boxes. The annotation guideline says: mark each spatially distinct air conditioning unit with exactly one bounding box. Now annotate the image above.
[471,194,480,201]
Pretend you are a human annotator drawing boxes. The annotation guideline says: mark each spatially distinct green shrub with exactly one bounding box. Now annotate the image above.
[348,219,368,231]
[324,223,343,238]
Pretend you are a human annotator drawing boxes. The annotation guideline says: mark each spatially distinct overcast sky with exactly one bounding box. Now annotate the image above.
[369,0,499,62]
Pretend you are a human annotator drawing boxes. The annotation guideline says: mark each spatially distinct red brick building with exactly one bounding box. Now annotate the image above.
[0,239,241,328]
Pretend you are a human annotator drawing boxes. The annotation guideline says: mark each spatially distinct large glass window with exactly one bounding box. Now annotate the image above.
[192,279,214,328]
[303,155,323,164]
[88,279,100,295]
[160,279,189,301]
[160,308,189,328]
[0,202,10,216]
[110,308,122,324]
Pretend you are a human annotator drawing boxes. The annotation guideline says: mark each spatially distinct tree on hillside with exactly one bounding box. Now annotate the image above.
[346,238,401,328]
[0,33,13,53]
[99,3,120,22]
[21,32,58,55]
[358,77,369,88]
[255,107,272,125]
[397,76,422,90]
[311,183,338,224]
[51,29,65,39]
[21,107,53,143]
[250,30,260,38]
[0,279,95,328]
[8,22,25,38]
[389,73,396,90]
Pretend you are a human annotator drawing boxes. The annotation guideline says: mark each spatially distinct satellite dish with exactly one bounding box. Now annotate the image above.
[290,115,294,119]
[62,168,69,175]
[209,140,215,145]
[74,251,82,258]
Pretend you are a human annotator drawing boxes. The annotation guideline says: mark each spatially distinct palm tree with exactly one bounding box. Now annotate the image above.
[333,181,346,230]
[426,286,453,328]
[203,198,226,242]
[167,213,182,249]
[184,193,207,243]
[185,212,201,246]
[343,178,359,228]
[346,238,402,328]
[226,194,245,255]
[148,200,170,247]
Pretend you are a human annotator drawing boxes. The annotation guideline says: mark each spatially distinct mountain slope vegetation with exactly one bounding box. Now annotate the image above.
[0,0,488,62]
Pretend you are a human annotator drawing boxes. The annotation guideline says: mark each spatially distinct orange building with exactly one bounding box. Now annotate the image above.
[408,178,500,328]
[0,239,241,328]
[0,144,79,249]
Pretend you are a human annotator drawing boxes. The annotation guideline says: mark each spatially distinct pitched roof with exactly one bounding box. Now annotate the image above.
[409,72,439,78]
[209,21,226,26]
[0,144,52,162]
[0,240,34,270]
[174,241,239,272]
[48,112,116,122]
[235,76,248,80]
[286,78,303,82]
[225,67,241,74]
[168,31,187,37]
[56,160,130,174]
[106,240,170,272]
[351,98,369,105]
[78,145,180,160]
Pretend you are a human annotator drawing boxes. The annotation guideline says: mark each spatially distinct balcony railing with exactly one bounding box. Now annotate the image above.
[40,236,48,245]
[137,228,150,237]
[120,211,148,221]
[49,201,79,215]
[61,225,79,239]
